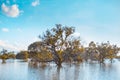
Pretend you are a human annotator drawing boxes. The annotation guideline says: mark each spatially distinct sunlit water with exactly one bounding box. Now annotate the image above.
[0,59,120,80]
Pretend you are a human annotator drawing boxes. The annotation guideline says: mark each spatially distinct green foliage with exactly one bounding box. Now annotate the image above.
[0,25,119,66]
[28,41,53,61]
[28,24,82,67]
[27,24,120,66]
[16,51,28,61]
[97,42,119,63]
[8,52,16,59]
[0,49,16,63]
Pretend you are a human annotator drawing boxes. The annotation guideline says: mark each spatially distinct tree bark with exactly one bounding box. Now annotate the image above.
[2,59,6,63]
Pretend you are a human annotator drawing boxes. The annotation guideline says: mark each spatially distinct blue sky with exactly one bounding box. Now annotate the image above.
[0,0,120,51]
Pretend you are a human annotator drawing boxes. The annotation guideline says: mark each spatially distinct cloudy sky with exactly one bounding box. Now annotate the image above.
[0,0,120,51]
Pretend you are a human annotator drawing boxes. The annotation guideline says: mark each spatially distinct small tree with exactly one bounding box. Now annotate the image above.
[8,52,16,59]
[0,49,8,63]
[97,41,119,63]
[88,41,99,61]
[0,49,15,63]
[106,44,119,63]
[28,41,53,62]
[16,51,28,61]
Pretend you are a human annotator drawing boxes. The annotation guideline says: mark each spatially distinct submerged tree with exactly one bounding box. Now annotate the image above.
[37,24,81,67]
[88,41,99,61]
[28,24,120,67]
[97,42,119,63]
[0,49,15,63]
[28,41,53,62]
[82,41,119,63]
[16,51,28,61]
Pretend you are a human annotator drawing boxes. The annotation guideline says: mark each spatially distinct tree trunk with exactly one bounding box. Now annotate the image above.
[55,58,62,67]
[110,58,113,63]
[57,60,62,67]
[52,48,62,67]
[2,59,6,63]
[99,58,104,63]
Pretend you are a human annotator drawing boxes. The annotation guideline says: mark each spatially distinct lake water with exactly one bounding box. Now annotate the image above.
[0,59,120,80]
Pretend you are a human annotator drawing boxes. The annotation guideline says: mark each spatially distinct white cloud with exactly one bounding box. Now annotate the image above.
[0,40,20,51]
[33,37,40,41]
[1,3,20,18]
[1,28,9,32]
[72,32,81,38]
[31,0,40,7]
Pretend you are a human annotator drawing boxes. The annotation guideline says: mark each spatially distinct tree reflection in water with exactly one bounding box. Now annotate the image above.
[1,60,120,80]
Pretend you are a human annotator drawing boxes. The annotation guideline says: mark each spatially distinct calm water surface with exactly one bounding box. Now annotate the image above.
[0,59,120,80]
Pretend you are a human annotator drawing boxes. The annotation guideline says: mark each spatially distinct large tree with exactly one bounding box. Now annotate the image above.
[38,24,81,67]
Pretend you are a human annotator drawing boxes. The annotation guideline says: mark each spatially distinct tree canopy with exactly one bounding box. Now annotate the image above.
[27,24,120,67]
[28,24,82,67]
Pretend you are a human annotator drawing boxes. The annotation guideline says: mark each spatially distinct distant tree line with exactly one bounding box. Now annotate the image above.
[0,49,30,63]
[0,24,120,67]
